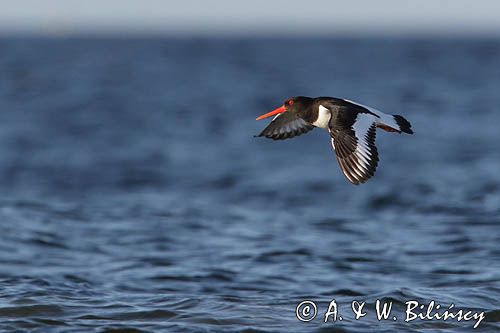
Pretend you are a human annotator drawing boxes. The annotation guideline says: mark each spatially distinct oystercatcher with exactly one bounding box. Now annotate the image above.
[255,96,413,185]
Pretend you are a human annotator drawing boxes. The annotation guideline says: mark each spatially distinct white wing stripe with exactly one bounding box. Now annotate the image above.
[350,113,377,176]
[352,114,376,157]
[329,109,380,184]
[344,98,399,130]
[355,152,370,170]
[357,142,372,159]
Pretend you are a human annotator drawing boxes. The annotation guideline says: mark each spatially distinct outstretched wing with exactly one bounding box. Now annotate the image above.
[329,112,379,185]
[256,112,314,140]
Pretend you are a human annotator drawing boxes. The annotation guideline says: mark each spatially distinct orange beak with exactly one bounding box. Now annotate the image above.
[256,105,286,120]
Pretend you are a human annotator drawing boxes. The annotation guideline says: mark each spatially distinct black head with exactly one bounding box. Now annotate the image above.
[283,96,314,113]
[255,96,313,121]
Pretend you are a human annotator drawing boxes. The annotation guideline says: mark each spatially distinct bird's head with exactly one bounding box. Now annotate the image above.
[256,96,312,120]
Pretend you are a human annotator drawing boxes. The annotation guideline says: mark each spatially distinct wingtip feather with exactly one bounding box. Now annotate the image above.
[393,115,414,134]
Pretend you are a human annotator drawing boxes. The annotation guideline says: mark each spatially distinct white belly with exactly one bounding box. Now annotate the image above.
[312,105,331,128]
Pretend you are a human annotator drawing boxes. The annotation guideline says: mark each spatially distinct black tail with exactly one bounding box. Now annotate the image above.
[393,115,414,134]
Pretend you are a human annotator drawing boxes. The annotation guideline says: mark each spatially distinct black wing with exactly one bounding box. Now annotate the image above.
[329,111,379,185]
[256,112,314,140]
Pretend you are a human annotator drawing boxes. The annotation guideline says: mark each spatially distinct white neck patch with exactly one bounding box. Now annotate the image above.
[312,105,331,128]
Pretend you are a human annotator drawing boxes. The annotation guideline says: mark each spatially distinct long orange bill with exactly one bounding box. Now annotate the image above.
[256,105,286,120]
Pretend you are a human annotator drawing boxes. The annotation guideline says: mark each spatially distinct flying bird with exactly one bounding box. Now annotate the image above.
[255,96,413,185]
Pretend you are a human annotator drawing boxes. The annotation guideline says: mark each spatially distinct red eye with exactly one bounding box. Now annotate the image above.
[288,100,294,106]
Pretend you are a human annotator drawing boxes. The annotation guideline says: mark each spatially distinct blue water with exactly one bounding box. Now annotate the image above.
[0,37,499,332]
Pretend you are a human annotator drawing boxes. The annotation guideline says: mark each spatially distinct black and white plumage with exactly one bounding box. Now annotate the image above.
[255,96,413,185]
